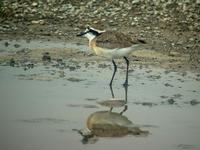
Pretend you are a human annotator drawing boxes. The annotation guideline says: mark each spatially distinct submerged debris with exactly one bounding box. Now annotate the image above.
[42,52,51,62]
[4,42,9,47]
[67,77,85,82]
[164,83,174,87]
[133,102,158,107]
[23,62,34,70]
[9,58,15,67]
[167,98,176,105]
[190,99,200,106]
[16,73,57,81]
[14,44,20,48]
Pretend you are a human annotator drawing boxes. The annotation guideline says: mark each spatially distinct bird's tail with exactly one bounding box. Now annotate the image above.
[130,44,149,51]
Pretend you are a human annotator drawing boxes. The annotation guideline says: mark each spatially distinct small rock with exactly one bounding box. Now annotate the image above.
[160,95,168,99]
[24,63,34,70]
[142,102,157,107]
[9,58,15,67]
[190,99,200,106]
[164,83,174,87]
[5,42,9,47]
[169,51,180,57]
[59,70,65,78]
[167,98,175,104]
[69,66,76,71]
[67,77,85,82]
[84,62,90,68]
[134,102,157,107]
[14,44,20,48]
[56,58,63,64]
[31,2,38,7]
[98,63,108,68]
[172,94,182,99]
[31,20,45,25]
[42,52,51,62]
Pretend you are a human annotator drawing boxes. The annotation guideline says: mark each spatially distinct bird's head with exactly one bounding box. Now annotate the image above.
[77,26,105,41]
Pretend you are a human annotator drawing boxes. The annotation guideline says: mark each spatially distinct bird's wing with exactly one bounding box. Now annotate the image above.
[96,31,145,49]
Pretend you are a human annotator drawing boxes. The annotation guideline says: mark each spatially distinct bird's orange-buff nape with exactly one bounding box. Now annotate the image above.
[89,39,105,56]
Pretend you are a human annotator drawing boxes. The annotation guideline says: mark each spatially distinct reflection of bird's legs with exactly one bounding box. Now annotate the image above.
[120,105,128,115]
[124,83,128,103]
[109,60,117,86]
[123,57,129,87]
[120,83,128,115]
[109,82,115,112]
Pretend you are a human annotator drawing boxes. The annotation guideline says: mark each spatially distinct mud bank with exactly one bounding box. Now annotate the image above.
[0,39,198,72]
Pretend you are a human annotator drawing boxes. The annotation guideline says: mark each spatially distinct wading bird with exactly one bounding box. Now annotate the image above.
[77,26,146,86]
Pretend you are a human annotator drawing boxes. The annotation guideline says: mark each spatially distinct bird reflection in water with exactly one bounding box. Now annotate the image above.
[73,85,149,144]
[98,84,128,114]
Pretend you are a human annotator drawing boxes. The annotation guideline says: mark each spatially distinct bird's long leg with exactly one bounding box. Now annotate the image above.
[110,84,115,98]
[109,84,115,112]
[124,83,128,103]
[109,59,117,86]
[120,105,128,115]
[123,57,129,86]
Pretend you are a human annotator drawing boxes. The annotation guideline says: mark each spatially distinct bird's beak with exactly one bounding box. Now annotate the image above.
[77,30,90,36]
[76,31,85,36]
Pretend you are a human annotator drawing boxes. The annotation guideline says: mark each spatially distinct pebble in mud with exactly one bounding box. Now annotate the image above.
[133,102,157,107]
[9,58,16,67]
[56,58,63,64]
[16,48,30,54]
[147,75,161,80]
[14,44,20,48]
[67,77,85,82]
[164,83,174,87]
[190,99,200,106]
[98,63,109,68]
[58,70,65,78]
[69,66,76,71]
[4,42,9,47]
[53,59,66,69]
[172,94,183,99]
[23,63,34,70]
[84,62,90,68]
[160,95,169,99]
[167,98,176,105]
[85,98,98,101]
[42,52,51,62]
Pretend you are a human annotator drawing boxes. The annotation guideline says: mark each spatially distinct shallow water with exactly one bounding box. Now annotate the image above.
[0,39,88,55]
[0,63,200,150]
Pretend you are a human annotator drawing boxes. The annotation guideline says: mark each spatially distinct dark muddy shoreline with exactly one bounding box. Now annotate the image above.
[1,0,200,72]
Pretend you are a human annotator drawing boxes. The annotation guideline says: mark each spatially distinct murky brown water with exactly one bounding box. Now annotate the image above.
[0,63,200,150]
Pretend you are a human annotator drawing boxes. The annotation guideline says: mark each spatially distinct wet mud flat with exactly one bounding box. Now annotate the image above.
[0,39,200,150]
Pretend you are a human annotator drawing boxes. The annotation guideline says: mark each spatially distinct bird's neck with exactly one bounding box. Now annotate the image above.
[89,39,104,56]
[89,39,97,49]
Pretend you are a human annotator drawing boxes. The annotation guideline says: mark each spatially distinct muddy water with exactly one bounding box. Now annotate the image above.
[0,61,200,150]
